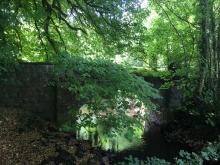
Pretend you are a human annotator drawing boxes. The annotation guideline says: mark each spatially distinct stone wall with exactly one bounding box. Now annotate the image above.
[0,63,181,125]
[144,76,182,123]
[0,63,57,121]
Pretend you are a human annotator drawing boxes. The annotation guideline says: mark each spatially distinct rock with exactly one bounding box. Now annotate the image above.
[101,156,110,165]
[89,159,100,165]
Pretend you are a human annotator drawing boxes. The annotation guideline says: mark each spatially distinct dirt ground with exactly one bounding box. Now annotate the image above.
[0,108,102,165]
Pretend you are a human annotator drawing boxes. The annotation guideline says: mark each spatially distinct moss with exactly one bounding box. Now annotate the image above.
[131,67,169,78]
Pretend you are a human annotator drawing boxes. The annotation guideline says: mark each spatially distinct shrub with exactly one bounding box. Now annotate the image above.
[115,155,171,165]
[54,55,160,138]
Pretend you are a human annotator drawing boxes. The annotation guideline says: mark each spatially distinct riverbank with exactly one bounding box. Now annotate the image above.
[0,108,109,165]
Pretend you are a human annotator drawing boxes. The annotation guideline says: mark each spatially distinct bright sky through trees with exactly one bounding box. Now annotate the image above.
[141,0,148,8]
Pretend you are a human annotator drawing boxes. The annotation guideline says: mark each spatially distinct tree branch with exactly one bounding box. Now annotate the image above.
[162,2,198,29]
[154,0,188,62]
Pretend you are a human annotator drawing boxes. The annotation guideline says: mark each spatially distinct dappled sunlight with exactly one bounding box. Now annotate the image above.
[1,0,220,164]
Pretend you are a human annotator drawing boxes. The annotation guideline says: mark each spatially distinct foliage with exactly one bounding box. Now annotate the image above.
[201,142,220,162]
[54,55,160,137]
[175,138,220,165]
[0,0,143,62]
[171,75,218,126]
[132,67,169,78]
[113,0,220,121]
[1,0,220,114]
[175,150,203,165]
[0,54,17,80]
[0,0,19,77]
[116,138,220,165]
[115,155,171,165]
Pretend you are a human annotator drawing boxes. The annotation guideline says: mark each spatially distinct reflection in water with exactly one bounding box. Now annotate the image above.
[77,125,144,151]
[76,102,147,151]
[76,102,161,151]
[75,117,188,163]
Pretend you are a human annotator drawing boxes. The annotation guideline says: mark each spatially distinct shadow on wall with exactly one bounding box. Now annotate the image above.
[0,62,80,124]
[0,63,182,125]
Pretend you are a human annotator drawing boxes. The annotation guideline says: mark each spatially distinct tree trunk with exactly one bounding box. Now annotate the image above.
[198,0,209,95]
[215,17,220,113]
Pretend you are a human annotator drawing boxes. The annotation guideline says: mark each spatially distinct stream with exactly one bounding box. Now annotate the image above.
[114,127,187,163]
[77,123,189,163]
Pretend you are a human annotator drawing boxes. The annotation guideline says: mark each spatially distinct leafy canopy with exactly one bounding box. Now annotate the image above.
[55,55,160,135]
